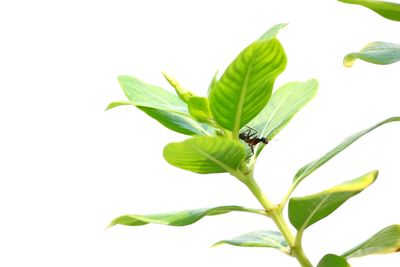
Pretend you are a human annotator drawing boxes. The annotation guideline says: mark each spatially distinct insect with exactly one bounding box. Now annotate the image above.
[239,126,268,156]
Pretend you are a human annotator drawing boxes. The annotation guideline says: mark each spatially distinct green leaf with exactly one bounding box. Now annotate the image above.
[289,170,378,231]
[317,254,350,267]
[207,71,219,95]
[118,75,186,111]
[342,224,400,258]
[294,117,400,183]
[209,25,287,135]
[213,230,289,253]
[105,101,131,110]
[139,107,213,136]
[110,75,211,136]
[188,97,212,122]
[338,0,400,21]
[163,136,246,174]
[109,206,265,227]
[344,42,400,67]
[248,79,318,154]
[162,71,196,103]
[259,23,288,41]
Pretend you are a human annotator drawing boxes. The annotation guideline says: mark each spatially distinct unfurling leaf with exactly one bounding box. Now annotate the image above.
[162,71,196,103]
[344,42,400,67]
[163,137,246,174]
[209,24,287,136]
[289,171,378,230]
[188,97,212,122]
[342,224,400,258]
[109,206,265,227]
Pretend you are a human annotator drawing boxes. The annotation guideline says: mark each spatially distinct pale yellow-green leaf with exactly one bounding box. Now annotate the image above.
[344,42,400,67]
[213,230,289,254]
[342,224,400,258]
[109,206,265,227]
[162,71,196,103]
[289,171,378,230]
[163,136,246,174]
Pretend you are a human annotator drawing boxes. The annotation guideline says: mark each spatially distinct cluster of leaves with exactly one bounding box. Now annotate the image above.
[107,23,400,267]
[339,0,400,66]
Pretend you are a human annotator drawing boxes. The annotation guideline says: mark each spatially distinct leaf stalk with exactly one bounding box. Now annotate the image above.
[240,172,313,267]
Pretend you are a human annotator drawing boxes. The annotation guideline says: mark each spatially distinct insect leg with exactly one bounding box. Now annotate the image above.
[245,126,258,138]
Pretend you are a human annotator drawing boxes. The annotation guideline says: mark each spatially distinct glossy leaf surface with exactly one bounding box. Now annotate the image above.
[338,0,400,21]
[109,206,264,227]
[108,75,211,136]
[163,137,246,174]
[209,25,287,135]
[248,79,318,154]
[294,117,400,183]
[317,254,350,267]
[342,224,400,258]
[289,171,378,230]
[213,230,289,253]
[344,42,400,67]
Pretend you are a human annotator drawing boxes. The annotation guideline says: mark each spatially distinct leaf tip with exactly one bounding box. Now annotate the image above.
[161,70,170,81]
[258,23,288,41]
[211,241,224,248]
[117,74,129,83]
[343,54,357,67]
[106,221,116,229]
[370,169,379,181]
[104,104,112,111]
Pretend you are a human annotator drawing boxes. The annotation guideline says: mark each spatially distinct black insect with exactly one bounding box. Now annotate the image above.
[239,126,268,155]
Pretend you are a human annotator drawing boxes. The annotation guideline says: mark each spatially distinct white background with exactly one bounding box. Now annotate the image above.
[1,0,399,266]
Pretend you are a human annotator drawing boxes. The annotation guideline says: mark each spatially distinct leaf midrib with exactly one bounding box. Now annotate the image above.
[187,142,239,174]
[299,194,330,231]
[233,60,254,136]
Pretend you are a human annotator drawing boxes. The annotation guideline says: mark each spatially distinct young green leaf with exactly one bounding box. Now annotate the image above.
[162,71,196,103]
[259,23,288,41]
[212,230,289,253]
[289,170,378,231]
[294,117,400,184]
[109,206,265,227]
[207,71,219,95]
[105,101,131,110]
[344,42,400,67]
[342,224,400,258]
[188,96,212,122]
[163,136,246,174]
[139,107,213,136]
[209,25,287,136]
[317,254,350,267]
[108,75,211,136]
[248,79,318,154]
[117,75,186,111]
[338,0,400,21]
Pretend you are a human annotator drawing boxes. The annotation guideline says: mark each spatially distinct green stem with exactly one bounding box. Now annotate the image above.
[279,179,300,213]
[293,245,313,267]
[243,174,313,267]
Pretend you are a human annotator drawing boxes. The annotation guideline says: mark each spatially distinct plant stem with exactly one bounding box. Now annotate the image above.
[279,179,300,213]
[243,174,313,267]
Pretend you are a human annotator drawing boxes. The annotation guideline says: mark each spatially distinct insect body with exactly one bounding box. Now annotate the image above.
[239,126,268,155]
